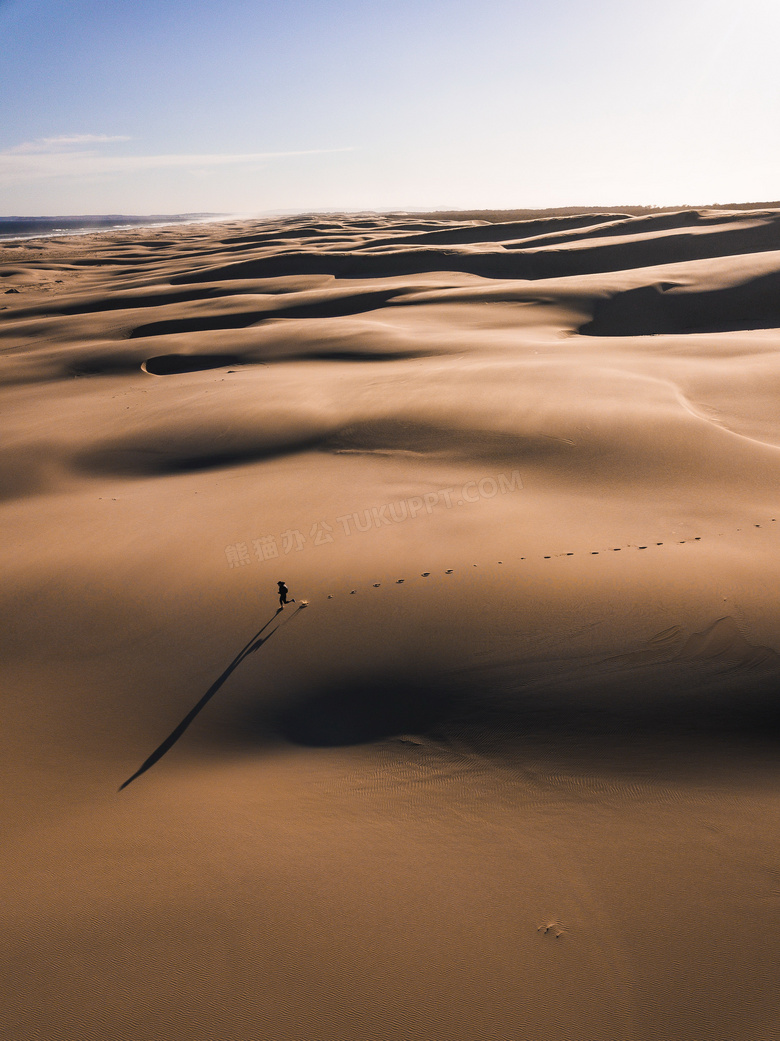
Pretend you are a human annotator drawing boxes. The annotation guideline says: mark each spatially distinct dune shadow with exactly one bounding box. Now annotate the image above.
[141,347,429,376]
[143,353,245,375]
[350,212,624,250]
[170,630,780,779]
[450,619,780,753]
[215,654,780,768]
[118,607,302,791]
[10,287,228,321]
[271,672,455,747]
[167,214,780,285]
[77,430,326,478]
[580,270,780,337]
[277,619,780,754]
[129,288,412,338]
[68,354,149,377]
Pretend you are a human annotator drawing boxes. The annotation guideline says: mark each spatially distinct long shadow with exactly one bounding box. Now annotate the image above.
[118,607,302,791]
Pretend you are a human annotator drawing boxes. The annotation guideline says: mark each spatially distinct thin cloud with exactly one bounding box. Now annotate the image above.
[7,134,132,154]
[0,143,355,182]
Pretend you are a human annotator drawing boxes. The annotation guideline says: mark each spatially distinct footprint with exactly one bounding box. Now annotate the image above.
[538,920,565,939]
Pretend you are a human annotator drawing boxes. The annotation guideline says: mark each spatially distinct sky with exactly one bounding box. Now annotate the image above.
[1,0,778,215]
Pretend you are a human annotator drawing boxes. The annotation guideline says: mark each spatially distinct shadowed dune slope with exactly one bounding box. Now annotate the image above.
[581,269,780,335]
[155,210,780,283]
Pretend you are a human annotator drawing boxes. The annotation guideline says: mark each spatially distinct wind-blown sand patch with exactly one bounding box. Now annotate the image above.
[2,209,780,1041]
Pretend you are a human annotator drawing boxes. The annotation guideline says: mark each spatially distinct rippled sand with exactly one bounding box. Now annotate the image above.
[3,209,780,1040]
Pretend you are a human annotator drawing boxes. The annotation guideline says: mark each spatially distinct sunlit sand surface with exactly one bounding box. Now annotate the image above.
[3,209,780,1040]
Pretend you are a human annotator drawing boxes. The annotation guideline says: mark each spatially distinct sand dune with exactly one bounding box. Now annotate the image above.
[3,209,780,1041]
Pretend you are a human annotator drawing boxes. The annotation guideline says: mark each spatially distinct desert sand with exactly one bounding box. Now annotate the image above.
[2,208,780,1040]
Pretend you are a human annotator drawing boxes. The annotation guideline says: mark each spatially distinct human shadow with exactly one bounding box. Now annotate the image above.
[119,606,302,791]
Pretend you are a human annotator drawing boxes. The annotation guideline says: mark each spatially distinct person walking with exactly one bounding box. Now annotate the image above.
[277,581,295,609]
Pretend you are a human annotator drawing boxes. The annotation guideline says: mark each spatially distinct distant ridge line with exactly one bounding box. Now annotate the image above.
[383,202,780,223]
